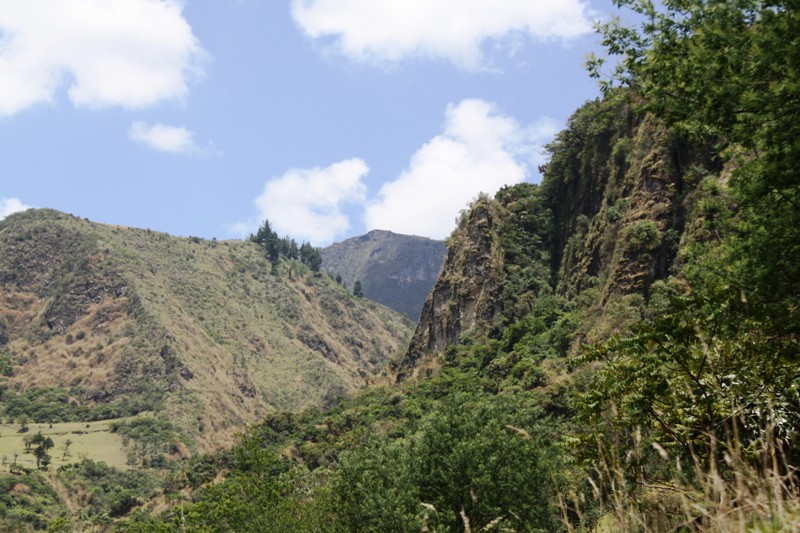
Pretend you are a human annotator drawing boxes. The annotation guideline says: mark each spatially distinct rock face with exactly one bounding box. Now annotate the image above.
[0,210,412,451]
[398,201,503,379]
[396,92,718,379]
[321,230,446,321]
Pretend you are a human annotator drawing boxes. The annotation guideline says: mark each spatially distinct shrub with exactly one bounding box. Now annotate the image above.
[625,219,661,250]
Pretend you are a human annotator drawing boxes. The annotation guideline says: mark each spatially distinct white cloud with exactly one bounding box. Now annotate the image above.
[291,0,593,69]
[0,0,205,116]
[249,158,369,246]
[0,197,32,219]
[129,121,202,154]
[364,99,557,240]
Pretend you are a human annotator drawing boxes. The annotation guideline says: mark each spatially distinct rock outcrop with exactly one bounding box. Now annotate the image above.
[395,91,719,379]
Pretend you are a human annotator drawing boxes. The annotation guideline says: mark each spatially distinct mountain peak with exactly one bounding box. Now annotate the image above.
[322,231,447,320]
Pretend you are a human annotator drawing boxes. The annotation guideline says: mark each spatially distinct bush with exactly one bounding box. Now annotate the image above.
[606,197,630,222]
[331,393,565,531]
[625,219,661,250]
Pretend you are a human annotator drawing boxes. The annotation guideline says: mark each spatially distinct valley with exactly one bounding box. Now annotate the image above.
[1,1,798,531]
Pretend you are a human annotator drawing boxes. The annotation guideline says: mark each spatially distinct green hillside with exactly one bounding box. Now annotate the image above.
[0,209,411,454]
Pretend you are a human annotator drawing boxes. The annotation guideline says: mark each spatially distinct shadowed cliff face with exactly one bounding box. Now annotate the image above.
[321,230,446,321]
[397,200,503,381]
[395,91,718,379]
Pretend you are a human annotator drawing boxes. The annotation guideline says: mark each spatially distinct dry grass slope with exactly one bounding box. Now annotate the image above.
[0,209,412,452]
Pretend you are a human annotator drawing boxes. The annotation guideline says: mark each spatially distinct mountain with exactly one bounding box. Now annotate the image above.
[0,209,412,451]
[398,92,702,379]
[320,230,446,321]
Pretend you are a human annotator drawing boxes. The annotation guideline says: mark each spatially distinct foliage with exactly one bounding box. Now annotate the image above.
[494,183,555,324]
[0,351,12,377]
[112,417,178,468]
[0,386,152,424]
[624,219,661,251]
[606,197,630,223]
[30,431,55,470]
[595,0,800,315]
[333,393,564,532]
[57,458,159,524]
[574,0,800,526]
[595,0,800,177]
[352,280,363,298]
[0,471,65,531]
[250,219,322,273]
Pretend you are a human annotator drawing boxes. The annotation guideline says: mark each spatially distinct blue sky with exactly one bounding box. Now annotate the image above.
[1,0,620,245]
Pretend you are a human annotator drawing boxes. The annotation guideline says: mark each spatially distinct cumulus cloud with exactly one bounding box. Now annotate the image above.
[129,121,203,154]
[0,0,205,116]
[364,99,558,240]
[0,197,32,219]
[247,159,369,246]
[291,0,593,69]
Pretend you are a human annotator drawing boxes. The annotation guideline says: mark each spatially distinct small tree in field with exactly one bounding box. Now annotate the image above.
[62,439,73,460]
[32,432,54,470]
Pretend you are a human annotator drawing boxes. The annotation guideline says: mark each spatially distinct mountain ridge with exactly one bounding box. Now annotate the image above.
[321,229,446,321]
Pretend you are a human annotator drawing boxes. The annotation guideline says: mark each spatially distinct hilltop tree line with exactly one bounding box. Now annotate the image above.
[249,219,322,274]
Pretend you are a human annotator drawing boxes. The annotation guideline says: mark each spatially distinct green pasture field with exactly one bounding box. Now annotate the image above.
[0,418,129,471]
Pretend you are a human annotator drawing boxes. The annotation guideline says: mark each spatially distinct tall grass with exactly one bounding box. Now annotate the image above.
[563,413,800,532]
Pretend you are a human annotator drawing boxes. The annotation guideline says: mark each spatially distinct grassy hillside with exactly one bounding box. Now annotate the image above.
[0,210,412,453]
[321,230,446,321]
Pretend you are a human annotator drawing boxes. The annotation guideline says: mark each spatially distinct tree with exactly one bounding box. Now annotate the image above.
[577,0,800,517]
[332,393,564,531]
[299,242,322,273]
[250,219,276,247]
[39,452,51,470]
[62,439,73,461]
[595,0,800,170]
[33,446,50,470]
[590,0,800,421]
[353,280,364,298]
[281,237,299,260]
[31,432,54,470]
[251,219,282,274]
[594,0,800,302]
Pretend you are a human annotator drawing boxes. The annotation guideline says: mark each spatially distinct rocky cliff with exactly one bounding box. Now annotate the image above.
[398,91,717,379]
[398,200,503,377]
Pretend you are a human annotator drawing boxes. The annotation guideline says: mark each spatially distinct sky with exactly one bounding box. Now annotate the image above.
[0,0,622,246]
